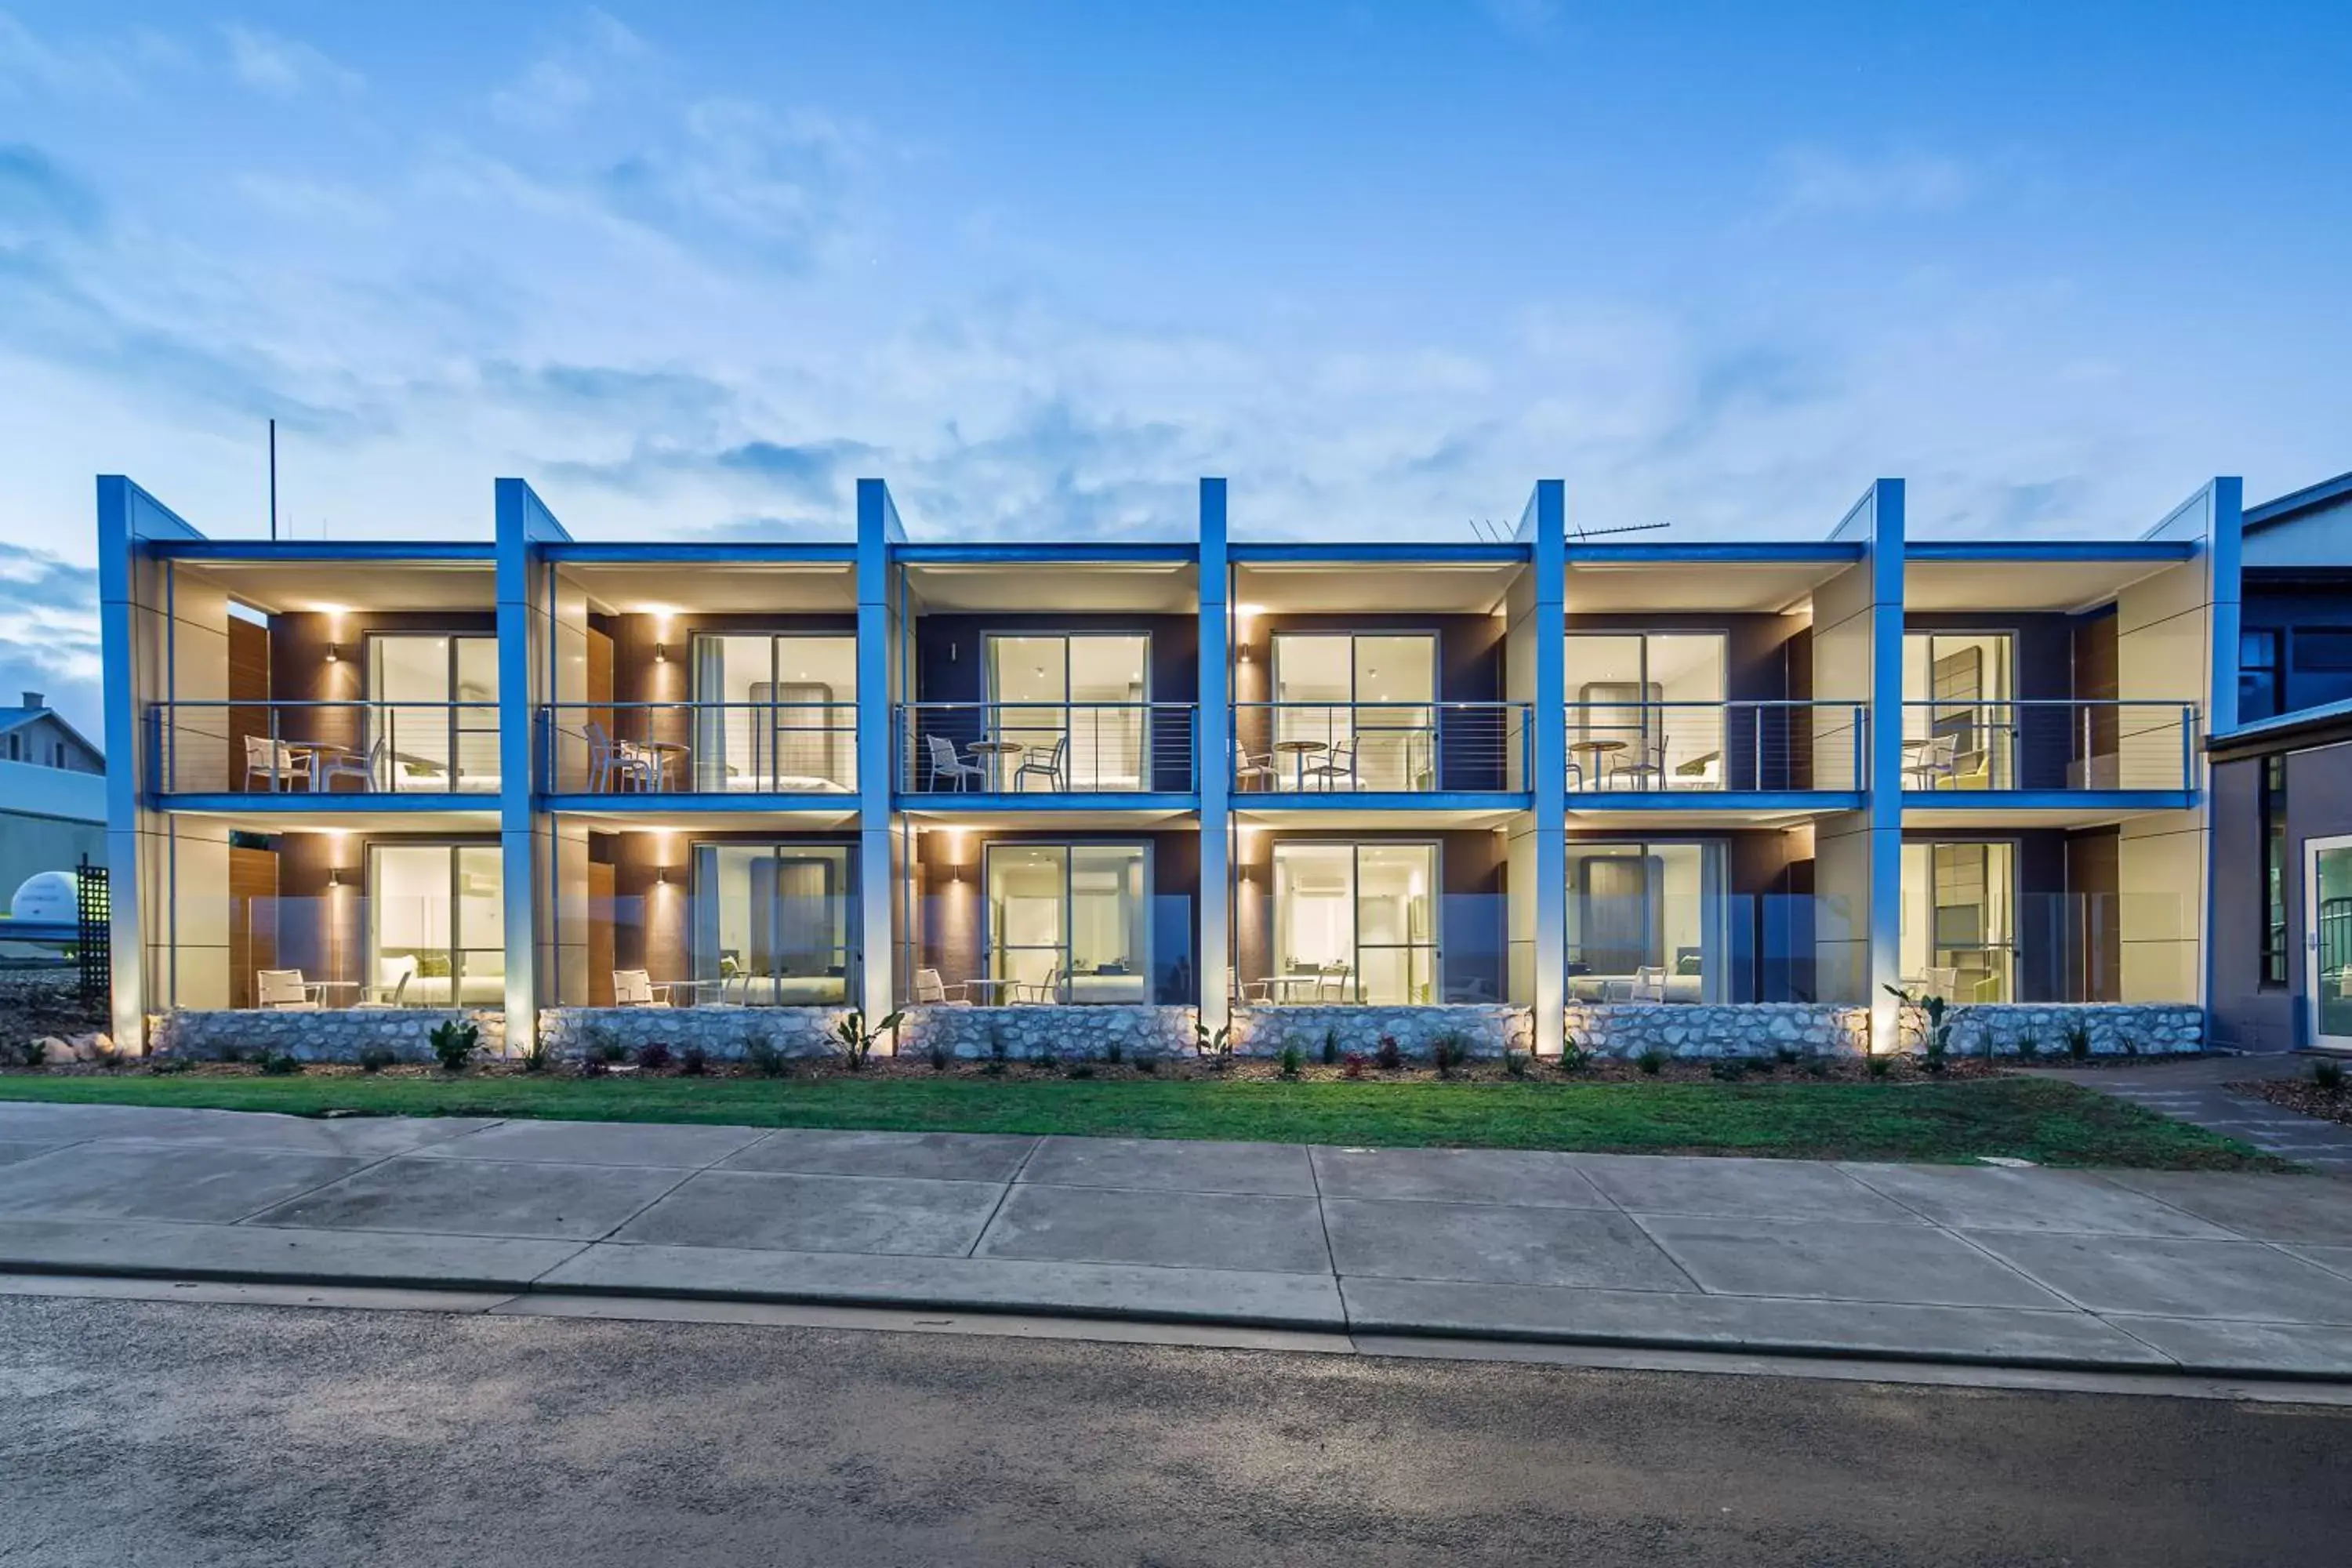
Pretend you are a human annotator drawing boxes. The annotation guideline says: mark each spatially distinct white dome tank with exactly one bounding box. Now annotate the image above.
[9,870,82,923]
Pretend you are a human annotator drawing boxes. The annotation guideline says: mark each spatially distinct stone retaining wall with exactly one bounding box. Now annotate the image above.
[896,1005,1198,1060]
[153,1009,508,1062]
[538,1007,849,1061]
[1941,1003,2202,1057]
[1230,1005,1531,1059]
[1564,1003,1869,1058]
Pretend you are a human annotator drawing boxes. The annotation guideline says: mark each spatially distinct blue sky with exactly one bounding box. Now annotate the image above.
[2,2,2350,736]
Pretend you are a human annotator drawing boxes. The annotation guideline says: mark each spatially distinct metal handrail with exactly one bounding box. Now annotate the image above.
[1234,699,1532,792]
[1563,699,1866,793]
[542,699,858,795]
[899,700,1198,793]
[1897,699,2198,792]
[148,699,500,795]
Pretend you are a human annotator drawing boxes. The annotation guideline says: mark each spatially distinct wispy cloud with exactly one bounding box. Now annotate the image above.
[1480,0,1562,43]
[488,8,648,131]
[0,541,100,736]
[221,23,362,100]
[1767,147,1976,220]
[0,143,105,236]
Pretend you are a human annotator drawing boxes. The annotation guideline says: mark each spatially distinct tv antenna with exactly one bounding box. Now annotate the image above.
[1467,519,1673,542]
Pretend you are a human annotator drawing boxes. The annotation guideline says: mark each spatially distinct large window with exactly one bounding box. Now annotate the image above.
[2262,757,2289,987]
[1899,840,2015,1003]
[1902,631,2016,791]
[366,844,503,1007]
[1564,841,1726,1002]
[690,634,856,792]
[984,843,1151,1004]
[691,844,855,1005]
[2289,628,2352,713]
[2241,629,2284,724]
[367,634,498,792]
[1565,633,1727,789]
[1267,841,1438,1004]
[1270,633,1437,790]
[985,633,1151,789]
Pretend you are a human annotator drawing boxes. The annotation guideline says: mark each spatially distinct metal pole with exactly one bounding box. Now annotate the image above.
[267,418,277,541]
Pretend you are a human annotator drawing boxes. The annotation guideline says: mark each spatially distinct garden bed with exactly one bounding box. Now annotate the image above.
[2230,1069,2352,1129]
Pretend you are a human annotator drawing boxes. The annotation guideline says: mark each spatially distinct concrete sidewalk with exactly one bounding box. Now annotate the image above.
[2,1101,2349,1379]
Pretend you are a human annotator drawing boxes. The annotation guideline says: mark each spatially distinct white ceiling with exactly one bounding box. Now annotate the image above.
[906,562,1198,614]
[188,561,495,614]
[564,562,857,615]
[1904,558,2177,613]
[1236,561,1523,615]
[1564,559,1848,614]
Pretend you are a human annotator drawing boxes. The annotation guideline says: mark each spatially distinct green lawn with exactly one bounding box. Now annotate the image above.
[0,1071,2288,1169]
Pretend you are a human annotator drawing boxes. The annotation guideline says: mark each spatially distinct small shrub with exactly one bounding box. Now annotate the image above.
[1033,1048,1060,1073]
[1558,1036,1591,1074]
[576,1052,608,1079]
[1066,1059,1097,1080]
[1278,1044,1303,1078]
[1865,1052,1896,1079]
[1803,1054,1832,1078]
[357,1046,396,1075]
[1321,1028,1341,1067]
[147,1056,191,1076]
[743,1035,787,1077]
[1773,1046,1800,1067]
[430,1018,480,1073]
[22,1037,48,1068]
[989,1029,1011,1064]
[1104,1042,1124,1065]
[2014,1034,2041,1062]
[1374,1036,1403,1072]
[636,1041,673,1073]
[681,1044,710,1076]
[596,1040,630,1065]
[1134,1055,1160,1075]
[1504,1050,1529,1079]
[980,1058,1006,1076]
[1341,1051,1368,1080]
[1194,1021,1234,1061]
[2119,1036,2142,1059]
[831,1009,906,1072]
[1709,1058,1748,1083]
[260,1051,303,1076]
[216,1045,244,1065]
[1922,1035,1951,1076]
[2312,1057,2347,1094]
[1430,1032,1472,1078]
[2065,1020,2092,1061]
[1634,1047,1668,1076]
[926,1040,954,1072]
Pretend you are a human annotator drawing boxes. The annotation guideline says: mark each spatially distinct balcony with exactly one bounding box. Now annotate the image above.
[1234,702,1531,795]
[543,702,858,797]
[150,701,500,797]
[1899,700,2195,796]
[899,702,1198,797]
[1563,701,1865,797]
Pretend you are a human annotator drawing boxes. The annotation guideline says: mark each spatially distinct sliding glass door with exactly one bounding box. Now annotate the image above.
[1268,841,1438,1004]
[1899,840,2016,1002]
[365,843,503,1007]
[690,634,857,792]
[985,634,1150,790]
[983,843,1152,1003]
[1270,633,1437,790]
[691,843,855,1004]
[1564,633,1726,789]
[1902,632,2016,789]
[1563,841,1727,1002]
[368,635,498,792]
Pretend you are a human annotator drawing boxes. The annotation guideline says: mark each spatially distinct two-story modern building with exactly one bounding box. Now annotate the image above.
[96,471,2234,1062]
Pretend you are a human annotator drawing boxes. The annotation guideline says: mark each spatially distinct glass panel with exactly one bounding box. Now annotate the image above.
[370,636,452,793]
[1899,840,2014,1002]
[1564,842,1720,1002]
[1356,843,1436,1004]
[1353,636,1435,790]
[1270,843,1355,1002]
[1068,635,1147,789]
[1647,634,1726,789]
[692,844,853,1005]
[1904,633,2016,789]
[1270,634,1351,776]
[987,844,1067,1000]
[454,845,504,1004]
[988,636,1069,791]
[1068,846,1149,1003]
[451,637,499,789]
[2291,628,2352,711]
[2315,845,2352,1040]
[1567,634,1645,789]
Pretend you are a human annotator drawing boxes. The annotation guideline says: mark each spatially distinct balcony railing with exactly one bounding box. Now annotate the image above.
[149,701,500,795]
[542,702,857,796]
[899,702,1198,794]
[1235,702,1532,793]
[1564,701,1866,794]
[1898,700,2196,793]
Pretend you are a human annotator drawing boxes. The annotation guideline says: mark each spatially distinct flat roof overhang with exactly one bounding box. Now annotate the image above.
[558,558,858,615]
[1903,543,2194,614]
[1236,799,1527,830]
[543,793,858,821]
[547,804,859,832]
[902,804,1198,829]
[904,557,1199,615]
[151,800,502,831]
[1566,792,1865,825]
[2208,696,2352,764]
[1901,793,2194,829]
[1565,547,1860,615]
[162,555,497,615]
[1234,557,1526,616]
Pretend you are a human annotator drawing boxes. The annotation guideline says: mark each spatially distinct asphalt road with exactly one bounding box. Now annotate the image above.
[2,1294,2347,1567]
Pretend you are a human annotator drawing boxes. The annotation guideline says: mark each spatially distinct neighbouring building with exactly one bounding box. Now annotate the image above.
[2208,470,2352,1054]
[0,691,105,927]
[95,472,2237,1062]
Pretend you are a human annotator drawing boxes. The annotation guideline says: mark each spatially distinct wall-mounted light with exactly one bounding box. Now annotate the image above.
[653,642,669,664]
[322,644,342,665]
[326,868,343,888]
[655,866,673,887]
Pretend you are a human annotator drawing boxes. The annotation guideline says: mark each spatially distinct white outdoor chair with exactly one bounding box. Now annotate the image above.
[356,969,410,1009]
[256,969,325,1011]
[613,968,671,1007]
[913,967,971,1005]
[925,734,986,791]
[1013,735,1069,792]
[1926,966,1961,1000]
[1303,738,1359,791]
[1315,962,1355,1003]
[314,738,386,793]
[1904,734,1958,789]
[1232,739,1276,792]
[585,721,655,793]
[1610,735,1669,791]
[1014,965,1063,1004]
[242,735,309,793]
[1631,965,1668,1002]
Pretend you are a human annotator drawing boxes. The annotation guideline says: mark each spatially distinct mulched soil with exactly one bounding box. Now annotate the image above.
[2230,1073,2352,1128]
[0,970,105,1058]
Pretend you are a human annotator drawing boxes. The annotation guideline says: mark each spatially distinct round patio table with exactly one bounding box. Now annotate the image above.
[967,739,1026,790]
[1273,738,1327,790]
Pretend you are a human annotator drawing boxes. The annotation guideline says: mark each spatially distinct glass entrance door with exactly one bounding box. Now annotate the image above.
[368,635,498,792]
[985,634,1150,789]
[2307,836,2352,1047]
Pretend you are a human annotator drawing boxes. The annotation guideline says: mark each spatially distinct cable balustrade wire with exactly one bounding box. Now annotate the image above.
[899,702,1198,793]
[1233,701,1531,793]
[149,701,501,794]
[1561,700,1866,793]
[541,701,858,795]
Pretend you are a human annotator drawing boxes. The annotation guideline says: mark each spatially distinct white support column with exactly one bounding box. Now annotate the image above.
[1522,481,1568,1055]
[1814,479,1906,1048]
[495,478,569,1055]
[1196,478,1232,1035]
[96,477,208,1054]
[855,478,906,1025]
